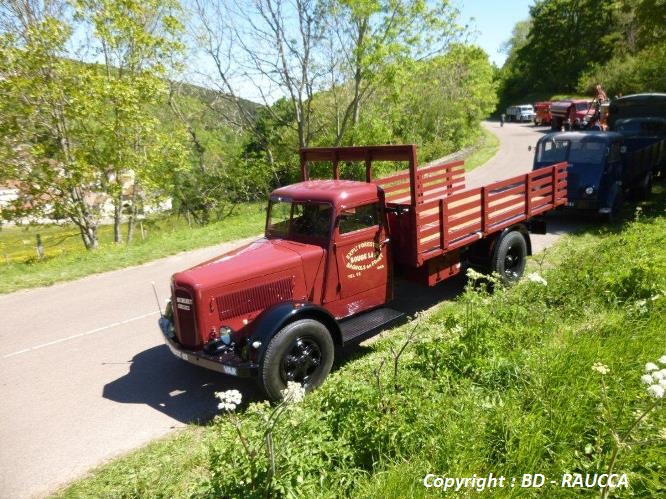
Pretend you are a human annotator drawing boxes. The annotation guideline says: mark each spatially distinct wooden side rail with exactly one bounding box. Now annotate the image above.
[413,162,567,265]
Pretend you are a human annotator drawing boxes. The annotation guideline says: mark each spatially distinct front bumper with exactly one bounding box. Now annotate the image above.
[158,317,258,378]
[566,199,599,210]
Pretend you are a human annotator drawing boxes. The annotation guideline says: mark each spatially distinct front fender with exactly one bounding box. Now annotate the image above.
[245,301,341,362]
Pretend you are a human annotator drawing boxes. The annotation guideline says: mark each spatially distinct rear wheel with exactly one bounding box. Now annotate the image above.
[491,231,527,285]
[259,319,334,401]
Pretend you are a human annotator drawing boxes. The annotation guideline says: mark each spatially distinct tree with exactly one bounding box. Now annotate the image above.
[323,0,463,145]
[0,1,103,249]
[75,0,186,243]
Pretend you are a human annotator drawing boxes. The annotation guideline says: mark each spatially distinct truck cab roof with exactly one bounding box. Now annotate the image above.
[271,179,379,209]
[539,131,623,143]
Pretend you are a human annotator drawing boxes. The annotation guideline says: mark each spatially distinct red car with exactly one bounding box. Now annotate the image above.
[534,101,552,126]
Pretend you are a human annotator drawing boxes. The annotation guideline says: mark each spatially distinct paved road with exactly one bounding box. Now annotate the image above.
[0,121,573,498]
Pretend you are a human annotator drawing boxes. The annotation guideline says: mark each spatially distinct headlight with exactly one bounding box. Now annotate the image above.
[220,326,233,345]
[585,186,595,195]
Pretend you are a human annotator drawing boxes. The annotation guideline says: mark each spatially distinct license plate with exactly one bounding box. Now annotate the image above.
[222,365,238,376]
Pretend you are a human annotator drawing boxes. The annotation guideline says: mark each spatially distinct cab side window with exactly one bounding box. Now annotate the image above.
[339,203,380,234]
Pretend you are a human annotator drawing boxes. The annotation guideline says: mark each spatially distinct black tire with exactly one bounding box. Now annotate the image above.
[259,319,334,401]
[491,231,527,285]
[600,192,624,224]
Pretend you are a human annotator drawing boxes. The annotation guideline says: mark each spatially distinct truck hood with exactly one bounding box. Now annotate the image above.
[171,238,326,348]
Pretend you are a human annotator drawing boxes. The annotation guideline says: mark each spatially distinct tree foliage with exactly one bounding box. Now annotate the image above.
[499,0,666,104]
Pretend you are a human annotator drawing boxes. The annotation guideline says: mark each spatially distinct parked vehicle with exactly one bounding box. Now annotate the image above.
[159,144,567,399]
[550,99,594,130]
[533,131,655,220]
[506,104,535,122]
[534,101,552,126]
[608,93,666,178]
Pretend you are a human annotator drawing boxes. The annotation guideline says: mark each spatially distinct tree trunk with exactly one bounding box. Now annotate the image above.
[113,191,123,243]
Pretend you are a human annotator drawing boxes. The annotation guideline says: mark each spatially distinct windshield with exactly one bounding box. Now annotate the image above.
[266,198,332,243]
[537,139,606,165]
[537,139,569,164]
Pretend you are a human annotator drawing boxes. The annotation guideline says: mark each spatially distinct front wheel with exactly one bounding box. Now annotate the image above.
[259,319,334,401]
[491,231,527,285]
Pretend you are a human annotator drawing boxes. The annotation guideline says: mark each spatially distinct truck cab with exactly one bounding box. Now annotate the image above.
[533,131,625,218]
[550,99,594,130]
[534,101,552,126]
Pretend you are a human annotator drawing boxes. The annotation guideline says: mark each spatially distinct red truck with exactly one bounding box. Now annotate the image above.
[550,99,595,130]
[534,101,552,126]
[158,145,567,399]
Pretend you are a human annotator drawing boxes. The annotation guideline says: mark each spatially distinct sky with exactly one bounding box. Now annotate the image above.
[455,0,534,67]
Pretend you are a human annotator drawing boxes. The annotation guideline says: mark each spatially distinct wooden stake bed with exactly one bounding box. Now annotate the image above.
[300,144,567,268]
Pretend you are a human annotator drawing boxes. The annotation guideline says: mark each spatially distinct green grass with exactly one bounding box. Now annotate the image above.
[463,127,500,172]
[0,203,266,294]
[53,188,666,498]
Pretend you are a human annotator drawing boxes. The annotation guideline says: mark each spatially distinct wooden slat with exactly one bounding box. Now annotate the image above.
[489,196,524,214]
[446,187,481,204]
[488,205,526,226]
[381,182,410,194]
[448,210,481,227]
[418,212,440,225]
[421,184,466,203]
[489,184,524,199]
[447,225,482,244]
[531,186,552,198]
[447,198,481,216]
[419,225,441,239]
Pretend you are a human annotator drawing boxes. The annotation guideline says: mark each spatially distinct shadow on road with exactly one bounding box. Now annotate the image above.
[103,345,262,425]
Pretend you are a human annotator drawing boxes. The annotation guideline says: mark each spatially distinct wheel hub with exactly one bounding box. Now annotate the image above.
[282,337,321,384]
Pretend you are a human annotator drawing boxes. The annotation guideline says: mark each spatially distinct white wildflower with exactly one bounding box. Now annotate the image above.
[466,268,485,281]
[660,379,666,389]
[527,272,548,286]
[645,362,659,372]
[281,381,305,405]
[659,355,666,366]
[641,374,654,385]
[592,362,609,375]
[215,389,242,412]
[647,384,665,399]
[653,369,666,381]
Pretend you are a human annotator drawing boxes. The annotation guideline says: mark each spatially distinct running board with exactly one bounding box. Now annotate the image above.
[340,307,406,345]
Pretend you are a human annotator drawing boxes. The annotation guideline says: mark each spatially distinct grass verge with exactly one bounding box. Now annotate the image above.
[0,203,265,294]
[54,189,666,498]
[463,126,500,172]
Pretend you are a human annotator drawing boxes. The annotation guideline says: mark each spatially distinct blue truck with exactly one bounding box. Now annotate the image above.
[607,93,666,181]
[532,130,655,221]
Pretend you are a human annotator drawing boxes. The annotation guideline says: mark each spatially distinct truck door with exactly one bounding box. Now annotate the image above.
[332,202,389,302]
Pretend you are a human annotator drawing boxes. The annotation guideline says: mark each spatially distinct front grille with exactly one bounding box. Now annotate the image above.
[174,288,199,349]
[216,277,294,321]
